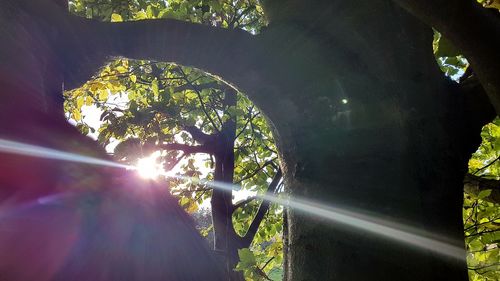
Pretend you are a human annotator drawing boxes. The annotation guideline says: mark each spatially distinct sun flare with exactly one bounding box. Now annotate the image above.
[135,152,163,179]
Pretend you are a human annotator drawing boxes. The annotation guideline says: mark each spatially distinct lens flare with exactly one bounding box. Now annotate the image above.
[0,139,131,169]
[169,175,466,260]
[0,138,466,261]
[136,152,163,179]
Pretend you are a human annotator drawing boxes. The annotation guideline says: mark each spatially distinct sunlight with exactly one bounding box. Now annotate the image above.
[0,138,466,260]
[135,152,164,179]
[0,139,131,169]
[169,174,467,260]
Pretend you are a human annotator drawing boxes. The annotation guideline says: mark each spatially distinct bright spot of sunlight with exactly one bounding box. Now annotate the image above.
[136,151,164,179]
[341,98,348,104]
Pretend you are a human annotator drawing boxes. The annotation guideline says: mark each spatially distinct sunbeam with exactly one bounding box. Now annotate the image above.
[0,139,465,261]
[0,139,132,169]
[169,175,466,260]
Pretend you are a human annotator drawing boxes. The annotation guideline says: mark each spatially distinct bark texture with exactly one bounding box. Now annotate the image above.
[250,1,486,280]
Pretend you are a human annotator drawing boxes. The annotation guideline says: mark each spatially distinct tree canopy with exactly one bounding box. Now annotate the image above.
[3,0,499,280]
[65,1,283,279]
[60,1,500,280]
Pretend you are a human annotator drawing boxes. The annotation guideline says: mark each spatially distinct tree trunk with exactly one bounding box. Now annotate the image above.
[211,89,244,280]
[243,2,483,280]
[283,208,289,281]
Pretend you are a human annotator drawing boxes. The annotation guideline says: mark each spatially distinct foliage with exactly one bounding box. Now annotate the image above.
[66,1,282,279]
[69,0,266,32]
[64,1,500,280]
[236,242,283,281]
[477,0,500,11]
[470,119,500,178]
[466,121,500,280]
[463,190,500,281]
[432,31,469,80]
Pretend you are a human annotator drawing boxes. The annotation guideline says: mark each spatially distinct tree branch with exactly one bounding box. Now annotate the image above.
[468,262,500,272]
[459,76,496,127]
[173,81,233,94]
[160,142,213,155]
[260,257,275,272]
[235,158,278,184]
[473,156,500,176]
[64,15,261,95]
[177,67,221,131]
[464,173,500,204]
[392,0,500,115]
[233,196,257,210]
[235,107,257,141]
[465,215,500,231]
[241,168,282,247]
[183,125,214,144]
[465,229,500,238]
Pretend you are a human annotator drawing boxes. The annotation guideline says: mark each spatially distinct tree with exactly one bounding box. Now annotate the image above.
[464,117,500,281]
[67,61,284,280]
[2,0,500,280]
[64,2,282,279]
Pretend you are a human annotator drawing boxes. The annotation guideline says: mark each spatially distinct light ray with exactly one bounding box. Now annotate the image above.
[0,139,465,260]
[169,175,466,260]
[0,139,131,169]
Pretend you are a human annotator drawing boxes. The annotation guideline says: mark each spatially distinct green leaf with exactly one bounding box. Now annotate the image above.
[238,248,256,267]
[152,79,159,97]
[98,90,109,102]
[146,6,154,18]
[180,196,189,206]
[478,189,492,199]
[116,66,128,73]
[111,13,123,22]
[85,96,93,106]
[72,109,81,121]
[76,96,84,109]
[135,11,148,20]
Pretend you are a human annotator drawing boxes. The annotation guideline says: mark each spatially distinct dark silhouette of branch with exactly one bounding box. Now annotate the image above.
[468,247,500,254]
[473,156,500,176]
[163,153,185,171]
[183,125,214,145]
[177,67,221,131]
[466,229,500,238]
[260,257,275,271]
[255,264,273,281]
[229,5,256,28]
[468,262,500,271]
[173,81,233,94]
[160,143,213,155]
[464,173,500,203]
[233,196,257,210]
[60,11,260,95]
[235,107,257,141]
[392,0,500,114]
[464,215,500,231]
[235,158,278,184]
[241,168,282,247]
[459,76,496,127]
